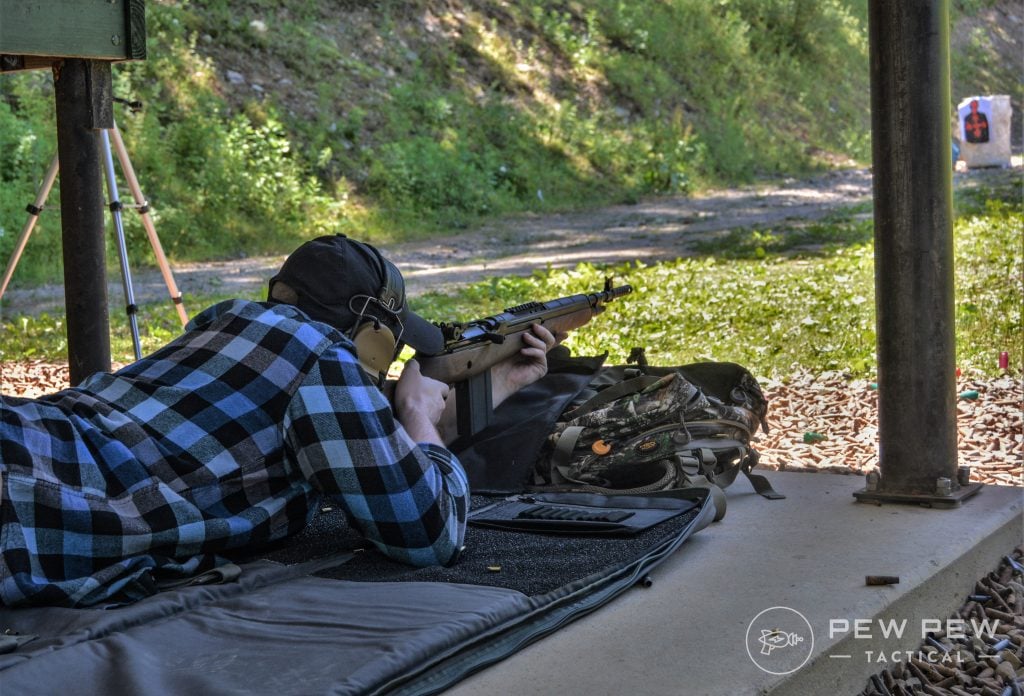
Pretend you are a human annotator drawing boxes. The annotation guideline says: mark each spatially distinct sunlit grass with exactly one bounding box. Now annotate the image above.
[3,195,1019,380]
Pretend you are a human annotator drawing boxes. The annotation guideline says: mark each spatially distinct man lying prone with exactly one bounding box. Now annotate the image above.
[0,234,559,607]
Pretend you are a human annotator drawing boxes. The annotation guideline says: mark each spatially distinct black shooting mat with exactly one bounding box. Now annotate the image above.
[232,496,701,597]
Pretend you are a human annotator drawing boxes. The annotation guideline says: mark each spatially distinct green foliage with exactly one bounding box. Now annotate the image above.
[692,207,874,259]
[366,136,505,223]
[0,0,1015,286]
[0,1,346,286]
[953,169,1022,215]
[953,200,1024,375]
[0,313,66,360]
[0,74,62,285]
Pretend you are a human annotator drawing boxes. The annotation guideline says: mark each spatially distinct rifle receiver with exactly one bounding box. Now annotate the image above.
[416,282,633,436]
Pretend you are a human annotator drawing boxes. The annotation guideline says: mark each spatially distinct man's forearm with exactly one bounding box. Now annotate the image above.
[398,410,445,447]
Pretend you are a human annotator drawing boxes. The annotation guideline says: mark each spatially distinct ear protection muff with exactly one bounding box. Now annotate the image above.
[352,321,398,379]
[349,249,406,385]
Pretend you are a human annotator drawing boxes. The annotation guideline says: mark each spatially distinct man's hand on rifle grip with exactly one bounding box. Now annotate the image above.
[435,324,564,446]
[393,359,450,447]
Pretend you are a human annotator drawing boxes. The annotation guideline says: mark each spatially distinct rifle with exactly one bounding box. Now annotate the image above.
[416,279,632,438]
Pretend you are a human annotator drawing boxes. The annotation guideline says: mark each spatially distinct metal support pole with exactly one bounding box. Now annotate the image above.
[854,0,981,507]
[109,122,189,326]
[53,59,112,385]
[99,129,143,360]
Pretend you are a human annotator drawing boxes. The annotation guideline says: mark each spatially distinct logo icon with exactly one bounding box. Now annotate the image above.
[746,606,814,675]
[758,628,805,655]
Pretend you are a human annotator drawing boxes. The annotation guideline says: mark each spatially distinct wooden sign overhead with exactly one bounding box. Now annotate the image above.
[0,0,146,72]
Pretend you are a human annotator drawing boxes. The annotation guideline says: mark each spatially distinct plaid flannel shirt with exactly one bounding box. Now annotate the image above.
[0,300,468,607]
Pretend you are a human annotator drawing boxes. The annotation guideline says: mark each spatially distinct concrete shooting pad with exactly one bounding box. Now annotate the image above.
[445,471,1024,696]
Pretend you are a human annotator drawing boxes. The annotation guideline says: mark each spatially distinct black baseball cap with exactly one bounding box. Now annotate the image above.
[268,234,444,355]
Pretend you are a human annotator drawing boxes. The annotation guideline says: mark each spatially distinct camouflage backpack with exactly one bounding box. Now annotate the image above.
[535,360,783,503]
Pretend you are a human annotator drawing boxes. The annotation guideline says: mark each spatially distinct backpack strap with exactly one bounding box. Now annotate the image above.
[550,425,587,483]
[744,470,785,499]
[562,374,663,420]
[679,441,785,500]
[666,471,728,522]
[741,450,786,500]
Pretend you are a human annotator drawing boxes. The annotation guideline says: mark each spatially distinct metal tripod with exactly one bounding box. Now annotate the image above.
[0,119,188,360]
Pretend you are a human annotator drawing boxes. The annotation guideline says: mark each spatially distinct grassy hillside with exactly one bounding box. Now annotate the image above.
[0,0,1016,285]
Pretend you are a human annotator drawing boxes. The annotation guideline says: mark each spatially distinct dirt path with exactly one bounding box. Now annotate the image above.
[0,168,875,317]
[390,167,874,293]
[2,164,1018,317]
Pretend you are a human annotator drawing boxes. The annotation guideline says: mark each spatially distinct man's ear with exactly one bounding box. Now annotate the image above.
[270,281,300,304]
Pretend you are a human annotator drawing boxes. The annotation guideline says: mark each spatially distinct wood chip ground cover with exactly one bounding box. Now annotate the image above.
[3,361,1020,487]
[757,371,1023,487]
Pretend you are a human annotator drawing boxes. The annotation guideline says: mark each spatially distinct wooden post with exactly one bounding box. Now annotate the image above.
[2,0,147,381]
[0,0,146,64]
[53,58,113,384]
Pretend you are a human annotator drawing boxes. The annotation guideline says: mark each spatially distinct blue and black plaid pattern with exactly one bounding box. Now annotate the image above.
[0,300,468,607]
